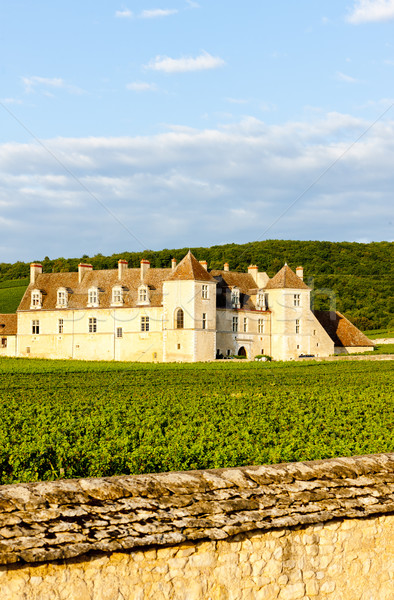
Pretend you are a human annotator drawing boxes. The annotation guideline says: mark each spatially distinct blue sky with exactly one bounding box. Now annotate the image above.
[1,0,394,262]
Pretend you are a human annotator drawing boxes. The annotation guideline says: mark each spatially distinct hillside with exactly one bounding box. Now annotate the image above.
[0,240,392,329]
[0,278,29,314]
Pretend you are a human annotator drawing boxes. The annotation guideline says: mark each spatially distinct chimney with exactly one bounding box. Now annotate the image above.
[78,263,93,283]
[224,262,229,272]
[296,266,304,281]
[118,259,128,280]
[30,263,43,285]
[140,259,150,281]
[248,264,258,281]
[199,260,208,270]
[171,258,177,271]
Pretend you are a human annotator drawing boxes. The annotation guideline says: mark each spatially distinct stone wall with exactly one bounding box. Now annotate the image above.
[0,453,393,599]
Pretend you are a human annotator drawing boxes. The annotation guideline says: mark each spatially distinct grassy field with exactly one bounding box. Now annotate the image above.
[363,328,394,339]
[0,278,28,313]
[0,358,392,485]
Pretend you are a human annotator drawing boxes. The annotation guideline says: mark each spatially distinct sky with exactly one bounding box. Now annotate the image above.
[1,0,394,263]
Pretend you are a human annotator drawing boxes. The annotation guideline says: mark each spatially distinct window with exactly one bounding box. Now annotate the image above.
[58,319,64,334]
[202,313,207,330]
[243,317,248,332]
[141,316,149,332]
[30,289,42,309]
[116,327,123,338]
[294,294,300,307]
[296,319,300,334]
[88,317,97,333]
[257,290,265,309]
[261,348,264,355]
[177,343,181,350]
[112,286,123,306]
[175,308,184,329]
[137,285,149,305]
[88,287,99,307]
[202,284,208,299]
[231,287,240,308]
[1,338,7,348]
[56,288,68,308]
[258,318,264,334]
[32,320,40,334]
[232,316,238,332]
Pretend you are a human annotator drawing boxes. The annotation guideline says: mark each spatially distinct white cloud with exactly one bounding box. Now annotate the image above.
[1,111,393,262]
[145,51,225,73]
[22,76,84,95]
[347,0,394,24]
[126,82,158,92]
[115,8,133,18]
[0,98,23,105]
[186,0,200,7]
[336,71,361,83]
[140,9,178,19]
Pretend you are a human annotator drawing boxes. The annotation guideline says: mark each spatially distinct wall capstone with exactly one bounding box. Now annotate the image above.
[0,453,393,566]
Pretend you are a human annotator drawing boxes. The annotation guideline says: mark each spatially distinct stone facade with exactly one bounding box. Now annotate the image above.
[0,454,393,599]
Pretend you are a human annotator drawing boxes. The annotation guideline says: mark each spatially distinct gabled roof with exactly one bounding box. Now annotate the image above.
[0,314,17,336]
[166,251,215,282]
[265,264,309,290]
[210,271,259,310]
[313,311,375,347]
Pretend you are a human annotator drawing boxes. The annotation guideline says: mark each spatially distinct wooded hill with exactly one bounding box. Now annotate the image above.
[1,240,392,330]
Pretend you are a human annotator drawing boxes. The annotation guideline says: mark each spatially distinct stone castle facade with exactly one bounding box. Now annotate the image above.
[0,251,373,362]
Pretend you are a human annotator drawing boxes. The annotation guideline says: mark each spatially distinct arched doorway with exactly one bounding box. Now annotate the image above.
[238,346,247,357]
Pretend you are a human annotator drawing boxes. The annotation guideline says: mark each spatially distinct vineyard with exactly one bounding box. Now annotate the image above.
[0,358,393,485]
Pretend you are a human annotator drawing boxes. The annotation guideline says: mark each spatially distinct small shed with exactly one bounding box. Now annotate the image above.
[313,311,375,354]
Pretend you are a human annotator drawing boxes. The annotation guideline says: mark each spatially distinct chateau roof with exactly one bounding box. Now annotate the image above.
[166,251,215,282]
[313,311,375,347]
[210,271,262,310]
[18,268,172,311]
[0,314,17,336]
[265,264,309,290]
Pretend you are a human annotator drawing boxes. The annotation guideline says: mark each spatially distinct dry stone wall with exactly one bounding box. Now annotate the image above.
[0,453,393,599]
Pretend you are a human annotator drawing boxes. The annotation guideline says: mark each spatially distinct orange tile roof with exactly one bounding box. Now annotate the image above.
[166,251,216,282]
[0,314,17,336]
[18,268,172,311]
[265,264,309,290]
[313,311,375,347]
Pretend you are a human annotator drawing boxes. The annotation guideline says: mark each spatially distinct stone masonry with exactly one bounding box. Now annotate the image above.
[0,453,393,599]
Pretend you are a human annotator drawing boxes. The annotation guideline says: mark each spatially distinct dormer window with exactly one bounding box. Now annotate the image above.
[56,287,68,308]
[111,286,123,306]
[137,285,149,305]
[257,289,265,310]
[87,287,99,307]
[30,289,42,309]
[231,287,240,309]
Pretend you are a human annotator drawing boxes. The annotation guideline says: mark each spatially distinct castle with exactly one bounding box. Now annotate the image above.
[0,251,373,362]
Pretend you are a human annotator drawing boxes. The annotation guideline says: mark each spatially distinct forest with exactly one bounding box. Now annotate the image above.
[0,239,392,330]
